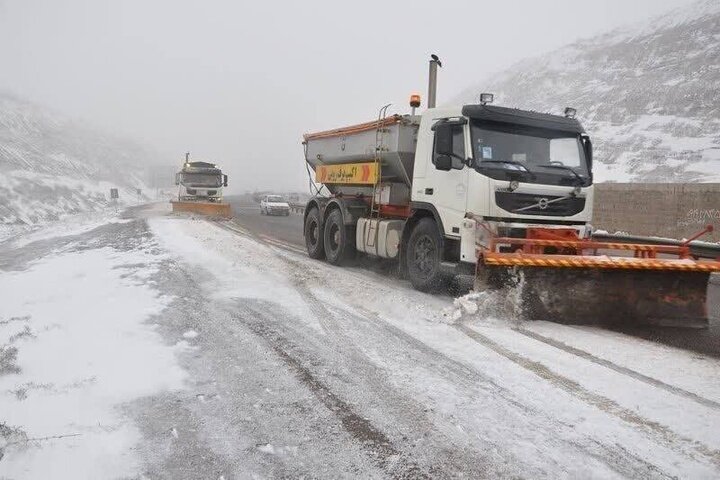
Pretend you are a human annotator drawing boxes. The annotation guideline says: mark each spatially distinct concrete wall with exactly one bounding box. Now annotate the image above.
[593,183,720,242]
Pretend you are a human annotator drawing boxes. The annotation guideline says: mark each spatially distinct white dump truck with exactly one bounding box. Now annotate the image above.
[301,55,720,326]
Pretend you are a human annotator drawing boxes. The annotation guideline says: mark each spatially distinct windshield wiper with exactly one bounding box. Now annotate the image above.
[536,164,586,185]
[479,160,532,173]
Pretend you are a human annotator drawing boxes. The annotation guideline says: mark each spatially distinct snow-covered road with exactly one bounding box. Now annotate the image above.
[2,205,720,479]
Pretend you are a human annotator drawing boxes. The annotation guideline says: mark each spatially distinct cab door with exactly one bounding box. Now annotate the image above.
[424,122,469,238]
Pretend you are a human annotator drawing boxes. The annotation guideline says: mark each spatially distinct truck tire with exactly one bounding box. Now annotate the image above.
[323,209,355,265]
[406,217,446,291]
[304,207,325,259]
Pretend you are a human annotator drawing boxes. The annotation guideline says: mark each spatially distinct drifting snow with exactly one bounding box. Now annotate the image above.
[0,245,186,478]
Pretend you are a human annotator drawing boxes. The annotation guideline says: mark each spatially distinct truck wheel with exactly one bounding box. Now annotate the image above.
[407,218,445,291]
[323,209,355,265]
[304,207,325,259]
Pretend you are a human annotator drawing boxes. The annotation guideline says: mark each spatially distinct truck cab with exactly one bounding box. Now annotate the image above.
[176,161,228,203]
[412,104,594,263]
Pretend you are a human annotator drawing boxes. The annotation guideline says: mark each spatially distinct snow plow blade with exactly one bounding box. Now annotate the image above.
[170,200,232,219]
[479,233,720,328]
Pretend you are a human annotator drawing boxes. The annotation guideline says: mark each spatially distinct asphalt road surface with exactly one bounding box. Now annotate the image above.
[228,202,304,249]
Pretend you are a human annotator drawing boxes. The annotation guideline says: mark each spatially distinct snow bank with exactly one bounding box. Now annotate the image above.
[0,246,186,478]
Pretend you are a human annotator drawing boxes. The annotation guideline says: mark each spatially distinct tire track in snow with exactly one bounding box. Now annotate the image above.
[277,265,493,478]
[515,327,720,411]
[233,305,431,480]
[455,322,720,469]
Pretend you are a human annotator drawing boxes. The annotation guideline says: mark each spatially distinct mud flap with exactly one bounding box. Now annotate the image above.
[491,267,710,328]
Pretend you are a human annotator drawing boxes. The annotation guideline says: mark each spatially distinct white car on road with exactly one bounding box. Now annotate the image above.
[260,195,290,216]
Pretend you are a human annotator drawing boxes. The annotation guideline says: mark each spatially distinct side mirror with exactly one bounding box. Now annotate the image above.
[174,173,180,186]
[434,123,454,156]
[435,154,453,171]
[223,174,228,187]
[582,135,593,172]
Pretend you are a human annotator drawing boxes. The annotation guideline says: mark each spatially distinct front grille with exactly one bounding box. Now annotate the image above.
[186,188,197,194]
[208,190,217,195]
[495,191,585,216]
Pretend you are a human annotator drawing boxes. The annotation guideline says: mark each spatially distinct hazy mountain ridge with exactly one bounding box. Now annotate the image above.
[0,93,167,225]
[457,0,720,182]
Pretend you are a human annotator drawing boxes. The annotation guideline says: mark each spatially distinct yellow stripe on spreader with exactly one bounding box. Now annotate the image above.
[483,256,720,272]
[315,162,379,185]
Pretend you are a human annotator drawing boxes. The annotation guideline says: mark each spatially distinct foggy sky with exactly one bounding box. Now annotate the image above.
[0,0,698,192]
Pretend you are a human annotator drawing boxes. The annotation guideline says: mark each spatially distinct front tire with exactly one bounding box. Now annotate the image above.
[304,207,325,259]
[406,218,446,291]
[323,209,355,265]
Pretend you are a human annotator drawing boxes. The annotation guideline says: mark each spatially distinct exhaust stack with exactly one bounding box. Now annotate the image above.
[427,54,442,109]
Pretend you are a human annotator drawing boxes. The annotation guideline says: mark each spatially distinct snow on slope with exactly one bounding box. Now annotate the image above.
[456,0,720,183]
[0,93,167,226]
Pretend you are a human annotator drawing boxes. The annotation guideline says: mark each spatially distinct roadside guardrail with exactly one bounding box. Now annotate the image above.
[593,233,720,260]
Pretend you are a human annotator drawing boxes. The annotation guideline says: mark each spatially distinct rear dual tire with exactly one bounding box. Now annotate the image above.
[304,207,355,264]
[323,209,355,265]
[304,207,325,259]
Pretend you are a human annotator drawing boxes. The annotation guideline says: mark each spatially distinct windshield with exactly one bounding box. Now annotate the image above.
[471,121,590,186]
[267,195,284,202]
[181,173,222,187]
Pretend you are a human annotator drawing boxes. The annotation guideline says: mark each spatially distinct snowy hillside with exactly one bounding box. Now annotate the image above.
[0,93,171,226]
[457,0,720,182]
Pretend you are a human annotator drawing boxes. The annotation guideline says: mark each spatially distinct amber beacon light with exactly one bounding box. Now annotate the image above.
[410,93,421,115]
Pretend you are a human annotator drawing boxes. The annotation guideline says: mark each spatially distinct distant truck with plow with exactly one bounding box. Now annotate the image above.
[171,153,231,218]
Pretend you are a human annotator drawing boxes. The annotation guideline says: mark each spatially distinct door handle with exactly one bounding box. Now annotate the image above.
[425,188,434,195]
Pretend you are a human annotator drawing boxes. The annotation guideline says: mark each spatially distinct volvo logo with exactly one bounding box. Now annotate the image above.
[537,198,549,210]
